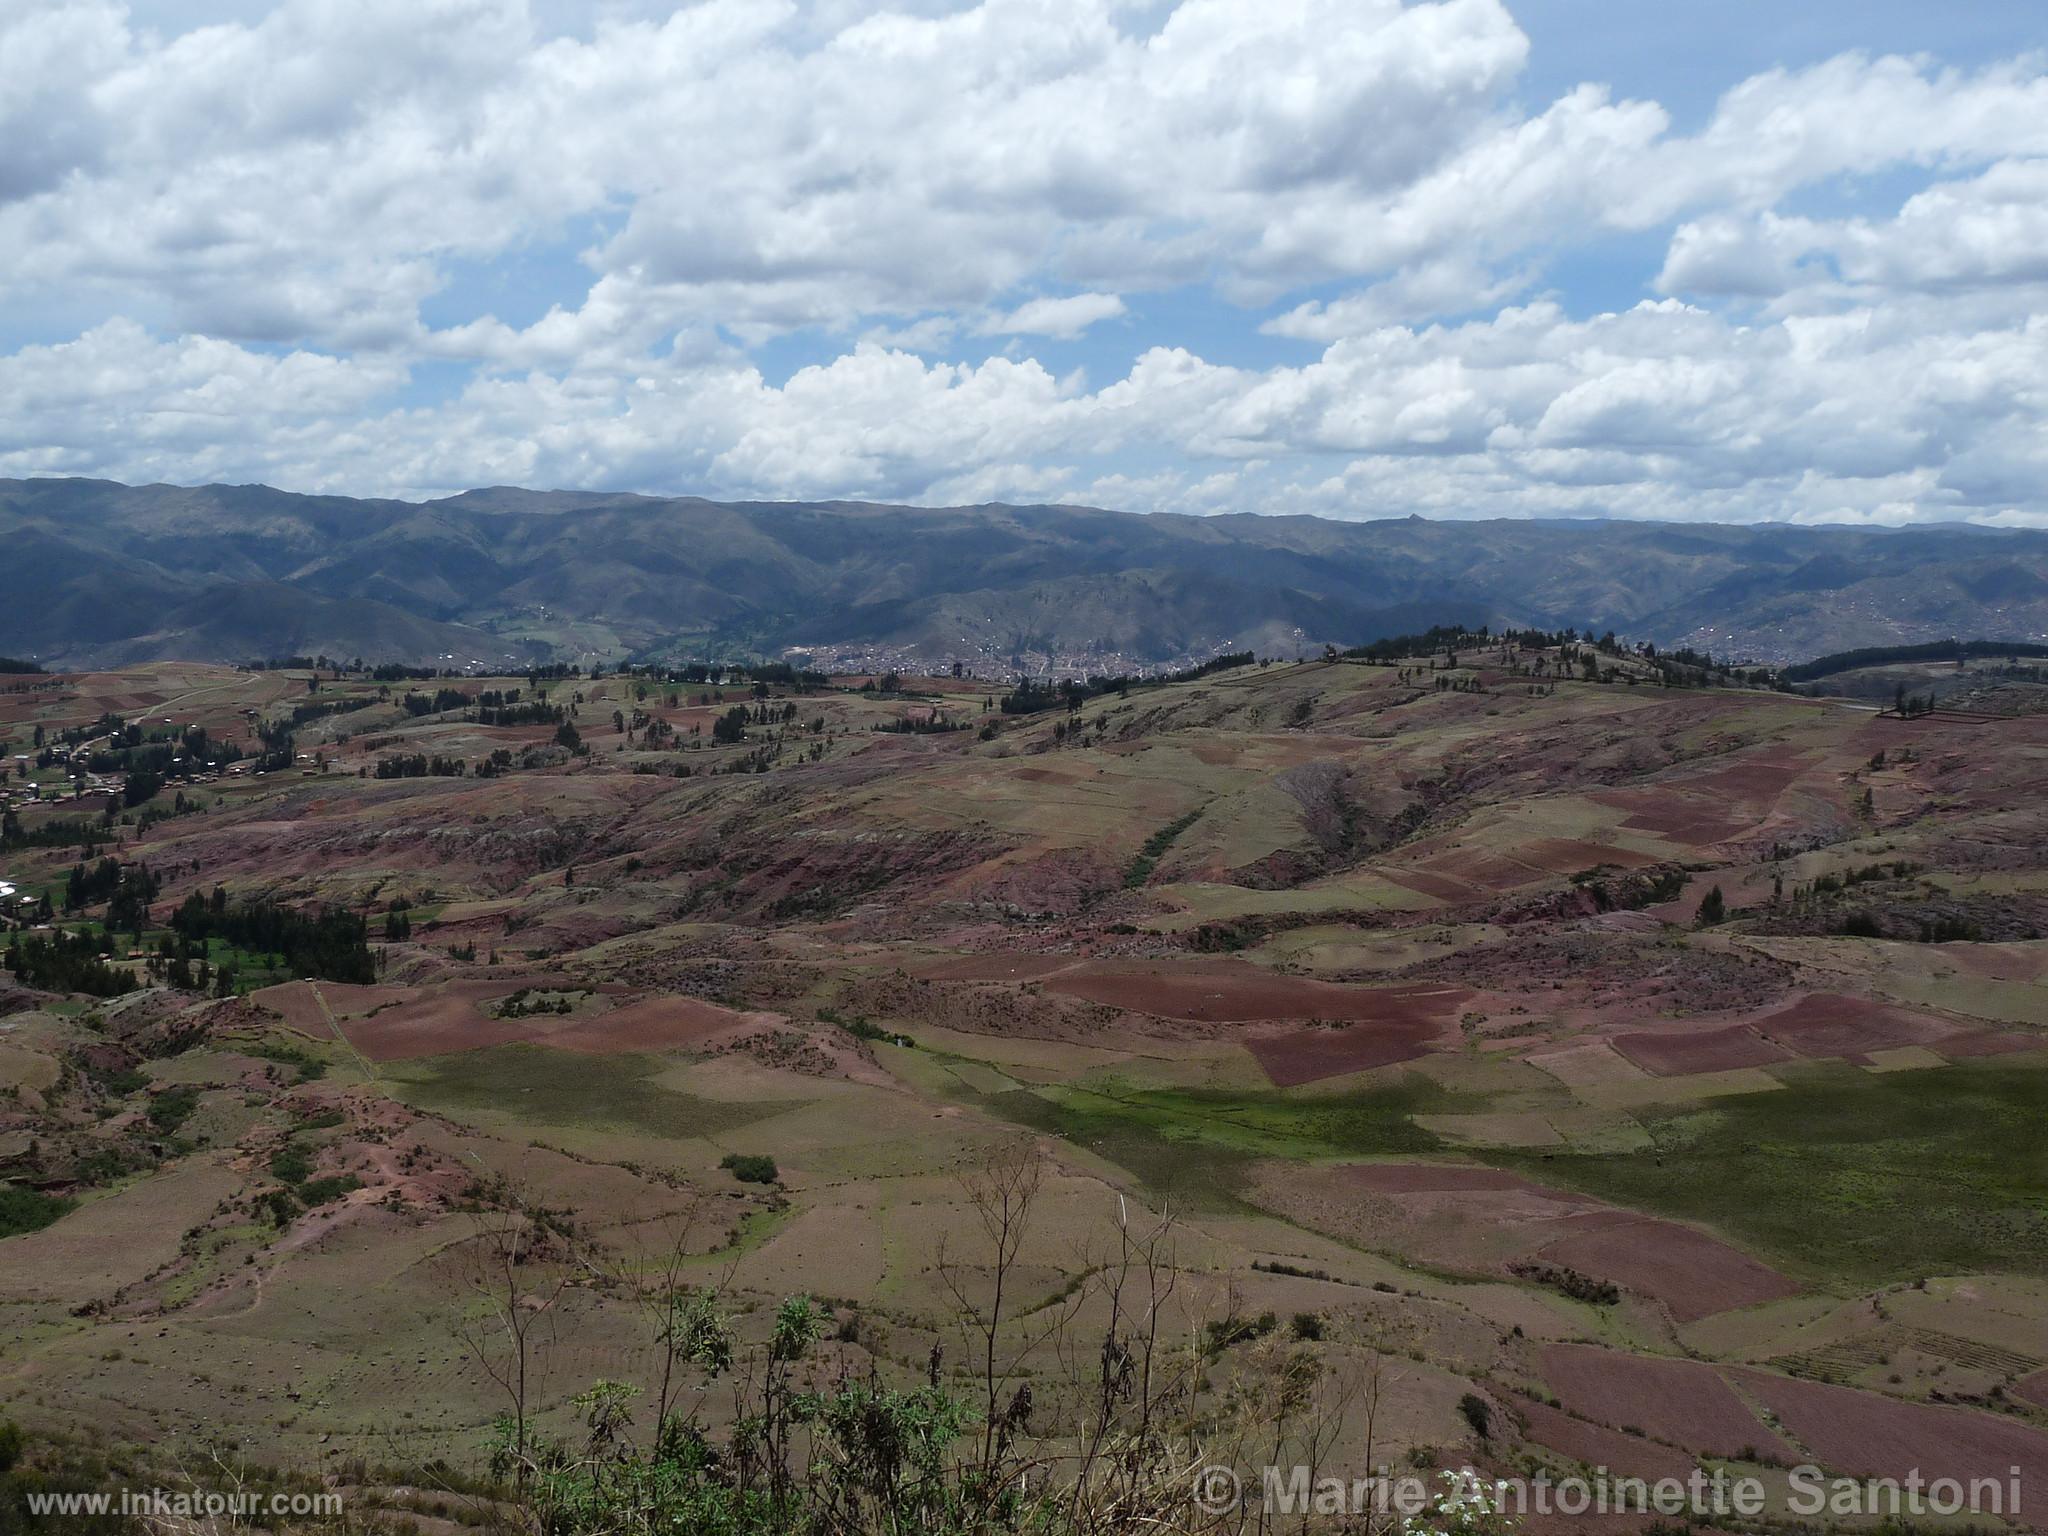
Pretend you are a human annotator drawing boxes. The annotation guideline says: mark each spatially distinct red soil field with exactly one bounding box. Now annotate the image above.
[1541,1345,1790,1460]
[1609,1023,1792,1077]
[341,1004,537,1062]
[1732,1368,2048,1492]
[1518,1400,1698,1481]
[247,979,420,1037]
[1316,1164,1790,1322]
[1245,1015,1448,1086]
[1408,849,1543,892]
[1536,1214,1801,1322]
[1592,750,1820,851]
[316,983,419,1018]
[910,954,1080,982]
[1520,838,1655,874]
[1382,827,1644,893]
[329,979,539,1061]
[1039,968,1468,1085]
[1045,963,1466,1025]
[540,994,775,1054]
[1937,1029,2038,1058]
[310,979,779,1062]
[248,980,336,1038]
[1683,751,1815,800]
[1595,792,1750,847]
[1379,868,1481,903]
[1342,1165,1545,1194]
[1750,993,1957,1059]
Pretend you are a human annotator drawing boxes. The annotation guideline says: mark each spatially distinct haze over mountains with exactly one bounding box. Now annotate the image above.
[5,477,2046,672]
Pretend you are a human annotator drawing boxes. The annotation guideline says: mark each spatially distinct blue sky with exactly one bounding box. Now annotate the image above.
[1,1,2044,524]
[1509,1,2035,123]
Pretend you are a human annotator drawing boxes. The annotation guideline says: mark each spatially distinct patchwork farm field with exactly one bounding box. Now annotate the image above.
[3,649,2047,1528]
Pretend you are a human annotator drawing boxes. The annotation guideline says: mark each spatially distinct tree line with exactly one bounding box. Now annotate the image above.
[1783,637,2048,683]
[169,890,376,985]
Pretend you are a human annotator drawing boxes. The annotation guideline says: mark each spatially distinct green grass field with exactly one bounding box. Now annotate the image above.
[968,1048,2048,1286]
[973,1071,1453,1211]
[1502,1057,2048,1285]
[386,1044,786,1143]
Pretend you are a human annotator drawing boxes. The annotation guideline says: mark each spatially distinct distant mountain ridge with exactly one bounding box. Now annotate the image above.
[4,477,2046,670]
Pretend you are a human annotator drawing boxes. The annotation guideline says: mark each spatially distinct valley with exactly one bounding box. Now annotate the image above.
[3,642,2045,1528]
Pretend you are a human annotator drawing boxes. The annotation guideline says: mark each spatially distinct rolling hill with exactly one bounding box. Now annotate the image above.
[4,476,2045,669]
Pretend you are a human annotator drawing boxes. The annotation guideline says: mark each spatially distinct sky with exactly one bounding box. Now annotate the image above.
[1,0,2044,524]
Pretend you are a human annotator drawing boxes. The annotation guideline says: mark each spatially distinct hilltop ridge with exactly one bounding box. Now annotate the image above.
[5,477,2047,671]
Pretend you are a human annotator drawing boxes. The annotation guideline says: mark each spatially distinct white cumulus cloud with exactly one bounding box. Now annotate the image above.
[0,0,2042,526]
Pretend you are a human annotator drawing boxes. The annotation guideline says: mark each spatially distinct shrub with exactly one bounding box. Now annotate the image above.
[1695,884,1726,926]
[296,1175,360,1207]
[0,1185,74,1240]
[146,1087,201,1135]
[250,1040,326,1082]
[1509,1261,1620,1306]
[268,1145,313,1186]
[1202,1310,1277,1355]
[1458,1392,1492,1440]
[720,1153,779,1185]
[258,1188,300,1225]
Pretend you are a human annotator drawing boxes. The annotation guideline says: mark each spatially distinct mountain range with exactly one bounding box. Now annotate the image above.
[4,477,2046,671]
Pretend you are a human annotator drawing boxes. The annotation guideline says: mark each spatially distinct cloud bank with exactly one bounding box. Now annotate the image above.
[0,0,2042,524]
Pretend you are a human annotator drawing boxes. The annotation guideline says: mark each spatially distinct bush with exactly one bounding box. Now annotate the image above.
[1695,884,1726,926]
[826,1011,914,1047]
[1509,1260,1620,1305]
[268,1145,313,1185]
[720,1153,779,1185]
[0,1185,74,1240]
[1458,1391,1492,1440]
[1202,1310,1277,1354]
[1252,1259,1331,1281]
[258,1188,300,1225]
[145,1087,200,1135]
[464,1141,1477,1536]
[250,1040,326,1082]
[297,1175,360,1207]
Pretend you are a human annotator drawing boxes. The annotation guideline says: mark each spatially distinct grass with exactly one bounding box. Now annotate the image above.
[1501,1058,2048,1285]
[0,1183,74,1239]
[248,1038,327,1081]
[388,1044,784,1142]
[971,1050,2048,1286]
[202,938,297,991]
[1124,807,1204,888]
[145,1087,201,1134]
[971,1072,1452,1212]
